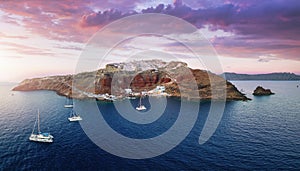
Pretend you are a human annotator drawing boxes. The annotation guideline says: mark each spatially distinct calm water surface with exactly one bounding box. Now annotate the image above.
[0,81,299,170]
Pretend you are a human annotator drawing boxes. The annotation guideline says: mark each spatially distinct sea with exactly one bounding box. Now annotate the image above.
[0,81,299,170]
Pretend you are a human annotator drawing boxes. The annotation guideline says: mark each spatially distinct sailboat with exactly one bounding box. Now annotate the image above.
[64,98,73,108]
[68,110,82,122]
[136,93,146,111]
[29,109,54,143]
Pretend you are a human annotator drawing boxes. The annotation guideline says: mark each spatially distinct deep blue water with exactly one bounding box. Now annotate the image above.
[0,81,299,170]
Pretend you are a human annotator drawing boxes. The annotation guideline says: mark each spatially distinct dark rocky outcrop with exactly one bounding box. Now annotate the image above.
[253,86,275,96]
[13,60,250,101]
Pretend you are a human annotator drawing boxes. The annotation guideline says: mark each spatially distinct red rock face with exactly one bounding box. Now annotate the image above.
[97,74,112,94]
[160,77,171,83]
[93,71,172,95]
[131,74,146,88]
[129,72,172,91]
[101,75,112,87]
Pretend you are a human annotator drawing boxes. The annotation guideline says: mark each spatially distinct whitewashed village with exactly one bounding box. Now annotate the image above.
[83,85,168,101]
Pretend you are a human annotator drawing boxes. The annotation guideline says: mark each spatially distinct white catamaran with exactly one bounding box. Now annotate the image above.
[136,94,146,111]
[29,110,54,143]
[68,110,82,122]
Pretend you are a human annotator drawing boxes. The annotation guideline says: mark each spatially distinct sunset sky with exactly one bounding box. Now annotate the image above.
[0,0,300,82]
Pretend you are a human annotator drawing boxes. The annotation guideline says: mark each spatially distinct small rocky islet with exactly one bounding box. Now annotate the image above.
[253,86,275,96]
[12,60,250,101]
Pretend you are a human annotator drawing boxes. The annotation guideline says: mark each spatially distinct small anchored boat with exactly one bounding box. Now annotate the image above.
[64,98,73,108]
[68,110,82,122]
[29,109,53,143]
[136,93,146,111]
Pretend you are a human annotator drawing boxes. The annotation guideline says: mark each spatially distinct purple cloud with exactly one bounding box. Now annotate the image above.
[80,9,137,27]
[79,0,300,41]
[0,0,299,62]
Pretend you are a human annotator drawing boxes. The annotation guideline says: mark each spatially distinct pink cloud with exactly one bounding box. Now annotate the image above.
[0,32,28,39]
[1,41,54,56]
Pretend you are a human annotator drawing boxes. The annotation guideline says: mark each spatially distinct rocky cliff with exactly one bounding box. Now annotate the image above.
[253,86,275,96]
[13,60,250,101]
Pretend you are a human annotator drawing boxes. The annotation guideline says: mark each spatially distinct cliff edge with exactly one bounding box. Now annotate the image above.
[13,60,250,101]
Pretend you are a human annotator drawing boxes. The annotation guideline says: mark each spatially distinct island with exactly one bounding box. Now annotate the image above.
[12,60,250,101]
[253,86,275,96]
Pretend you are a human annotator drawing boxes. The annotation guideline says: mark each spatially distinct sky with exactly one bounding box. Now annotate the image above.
[0,0,300,82]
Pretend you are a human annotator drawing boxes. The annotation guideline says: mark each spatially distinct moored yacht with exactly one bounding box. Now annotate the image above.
[29,110,53,143]
[136,93,147,111]
[68,110,82,122]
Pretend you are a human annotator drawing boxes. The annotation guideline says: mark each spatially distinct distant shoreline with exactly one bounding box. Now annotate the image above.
[229,80,300,81]
[223,72,300,81]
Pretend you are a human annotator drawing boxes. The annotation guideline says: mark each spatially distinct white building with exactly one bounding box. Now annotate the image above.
[124,88,132,94]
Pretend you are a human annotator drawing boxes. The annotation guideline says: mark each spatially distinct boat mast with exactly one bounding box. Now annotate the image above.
[71,109,75,117]
[37,109,40,133]
[139,93,142,106]
[31,116,37,134]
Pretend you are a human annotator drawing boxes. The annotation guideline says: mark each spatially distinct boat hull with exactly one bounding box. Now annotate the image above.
[68,116,82,122]
[136,105,147,111]
[64,105,73,108]
[29,134,53,143]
